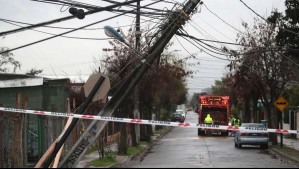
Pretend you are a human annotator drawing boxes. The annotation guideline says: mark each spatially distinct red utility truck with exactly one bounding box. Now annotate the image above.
[197,95,230,136]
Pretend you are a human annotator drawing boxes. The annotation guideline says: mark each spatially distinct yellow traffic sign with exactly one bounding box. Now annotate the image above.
[274,97,288,112]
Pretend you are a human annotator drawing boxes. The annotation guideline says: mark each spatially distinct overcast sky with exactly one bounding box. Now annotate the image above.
[0,0,286,96]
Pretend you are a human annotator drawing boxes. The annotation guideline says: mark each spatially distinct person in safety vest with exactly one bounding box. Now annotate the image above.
[229,117,241,137]
[229,115,236,137]
[234,118,241,127]
[204,114,213,124]
[230,115,235,126]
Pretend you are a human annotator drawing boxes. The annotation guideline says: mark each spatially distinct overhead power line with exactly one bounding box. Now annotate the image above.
[0,0,141,37]
[35,0,165,13]
[176,32,249,47]
[239,0,299,36]
[0,0,164,55]
[0,16,161,31]
[177,32,299,54]
[33,0,169,18]
[1,19,112,41]
[203,3,244,34]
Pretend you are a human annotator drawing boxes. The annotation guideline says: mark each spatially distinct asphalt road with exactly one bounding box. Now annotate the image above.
[127,111,299,168]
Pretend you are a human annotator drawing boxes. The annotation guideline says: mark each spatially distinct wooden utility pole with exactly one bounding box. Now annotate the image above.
[133,0,141,146]
[12,93,22,167]
[23,95,28,167]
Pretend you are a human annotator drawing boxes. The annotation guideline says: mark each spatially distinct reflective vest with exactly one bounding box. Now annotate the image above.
[230,117,235,126]
[204,114,213,124]
[234,119,240,126]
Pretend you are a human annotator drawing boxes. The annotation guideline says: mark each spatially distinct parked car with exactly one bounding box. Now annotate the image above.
[175,109,186,118]
[171,113,185,123]
[234,123,269,149]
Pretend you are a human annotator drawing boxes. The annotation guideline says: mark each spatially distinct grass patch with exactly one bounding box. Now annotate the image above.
[89,152,117,167]
[85,145,98,155]
[275,146,299,161]
[284,134,297,139]
[140,141,150,146]
[127,146,143,156]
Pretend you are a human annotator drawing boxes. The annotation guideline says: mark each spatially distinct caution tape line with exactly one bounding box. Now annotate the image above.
[0,107,298,134]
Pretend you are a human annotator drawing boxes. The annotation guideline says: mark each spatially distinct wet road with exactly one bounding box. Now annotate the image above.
[127,111,299,168]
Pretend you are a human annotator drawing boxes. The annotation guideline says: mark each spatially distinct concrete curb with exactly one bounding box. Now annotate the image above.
[270,146,299,164]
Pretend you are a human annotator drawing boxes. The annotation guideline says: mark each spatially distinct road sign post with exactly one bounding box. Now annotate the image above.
[274,97,288,148]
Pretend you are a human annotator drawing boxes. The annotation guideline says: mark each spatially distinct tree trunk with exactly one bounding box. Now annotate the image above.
[140,107,151,142]
[130,124,137,147]
[252,95,258,123]
[118,122,128,155]
[244,96,251,123]
[265,103,278,145]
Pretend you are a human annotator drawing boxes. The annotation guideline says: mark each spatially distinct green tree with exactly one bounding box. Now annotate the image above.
[211,77,231,96]
[227,17,295,143]
[97,26,190,153]
[268,1,299,78]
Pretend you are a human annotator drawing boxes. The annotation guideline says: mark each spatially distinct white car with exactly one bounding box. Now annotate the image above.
[175,109,186,118]
[234,123,269,149]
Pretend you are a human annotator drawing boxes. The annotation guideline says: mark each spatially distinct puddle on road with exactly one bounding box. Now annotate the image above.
[258,150,278,159]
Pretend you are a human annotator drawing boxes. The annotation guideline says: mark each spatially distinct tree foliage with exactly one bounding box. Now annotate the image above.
[227,17,295,128]
[96,25,189,152]
[25,68,43,76]
[0,48,21,73]
[267,0,299,108]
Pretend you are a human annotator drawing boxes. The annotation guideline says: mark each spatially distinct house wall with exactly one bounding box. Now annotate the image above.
[0,78,71,164]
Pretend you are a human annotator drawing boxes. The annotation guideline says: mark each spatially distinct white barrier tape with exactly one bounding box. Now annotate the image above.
[0,107,298,134]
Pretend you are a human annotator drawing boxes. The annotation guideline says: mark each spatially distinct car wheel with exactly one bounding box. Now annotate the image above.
[198,129,201,136]
[198,129,205,136]
[260,144,268,149]
[238,142,242,148]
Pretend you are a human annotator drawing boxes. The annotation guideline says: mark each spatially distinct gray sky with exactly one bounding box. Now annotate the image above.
[0,0,286,95]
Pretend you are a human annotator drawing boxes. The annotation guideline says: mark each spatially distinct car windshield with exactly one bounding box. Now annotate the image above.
[172,113,182,117]
[176,110,184,114]
[241,123,265,128]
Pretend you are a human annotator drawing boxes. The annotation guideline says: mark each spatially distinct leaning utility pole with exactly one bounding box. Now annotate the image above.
[133,0,141,146]
[58,0,202,167]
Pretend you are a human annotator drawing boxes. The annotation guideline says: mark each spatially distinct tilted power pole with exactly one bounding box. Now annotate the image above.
[58,0,202,167]
[133,0,141,146]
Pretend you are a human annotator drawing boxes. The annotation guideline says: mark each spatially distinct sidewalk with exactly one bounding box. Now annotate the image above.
[76,143,119,168]
[77,127,172,168]
[270,136,299,164]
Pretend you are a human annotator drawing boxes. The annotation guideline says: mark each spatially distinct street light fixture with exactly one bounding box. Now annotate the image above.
[104,26,126,44]
[104,25,142,56]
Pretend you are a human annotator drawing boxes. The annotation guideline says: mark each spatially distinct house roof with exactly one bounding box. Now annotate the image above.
[0,73,69,88]
[0,73,38,80]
